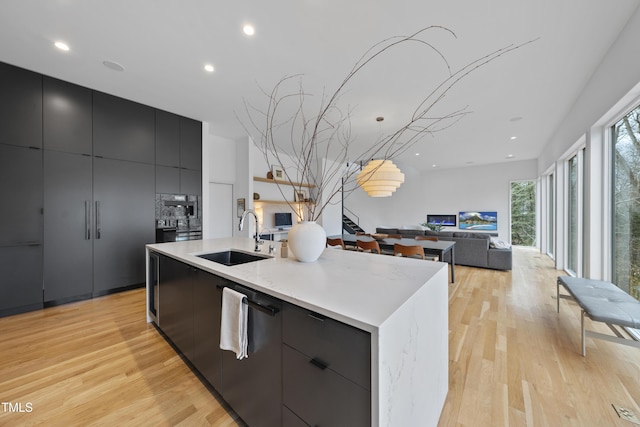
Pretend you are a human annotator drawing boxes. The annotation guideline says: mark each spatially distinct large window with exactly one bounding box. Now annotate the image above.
[510,180,536,246]
[567,152,582,275]
[548,173,554,257]
[612,103,640,299]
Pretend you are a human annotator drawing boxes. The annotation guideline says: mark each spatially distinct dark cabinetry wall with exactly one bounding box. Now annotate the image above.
[93,158,155,293]
[43,151,93,302]
[155,110,180,167]
[0,144,43,314]
[0,61,202,315]
[43,77,92,155]
[93,92,155,164]
[180,118,202,171]
[0,62,42,149]
[155,110,202,195]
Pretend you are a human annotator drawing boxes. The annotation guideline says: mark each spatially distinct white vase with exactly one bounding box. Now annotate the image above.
[287,221,327,262]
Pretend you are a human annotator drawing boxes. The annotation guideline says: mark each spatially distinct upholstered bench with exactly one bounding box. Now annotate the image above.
[557,276,640,356]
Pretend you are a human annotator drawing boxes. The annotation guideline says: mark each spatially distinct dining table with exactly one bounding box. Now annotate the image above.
[337,234,456,283]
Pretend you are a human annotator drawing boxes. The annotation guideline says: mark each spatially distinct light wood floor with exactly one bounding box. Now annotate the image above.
[0,247,639,426]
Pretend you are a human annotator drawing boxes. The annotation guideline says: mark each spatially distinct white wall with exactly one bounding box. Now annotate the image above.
[345,159,538,242]
[538,6,640,174]
[201,123,253,239]
[202,123,236,239]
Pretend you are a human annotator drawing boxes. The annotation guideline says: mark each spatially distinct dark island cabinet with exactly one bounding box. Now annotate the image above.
[150,255,374,427]
[221,281,283,427]
[0,63,42,149]
[154,255,283,427]
[192,270,223,391]
[43,76,92,155]
[156,254,223,387]
[158,254,195,360]
[93,92,155,164]
[282,303,371,427]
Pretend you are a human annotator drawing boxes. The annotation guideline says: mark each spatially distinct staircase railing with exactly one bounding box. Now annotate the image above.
[343,206,360,228]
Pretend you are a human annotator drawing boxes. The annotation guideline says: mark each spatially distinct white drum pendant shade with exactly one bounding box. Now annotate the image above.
[356,159,405,197]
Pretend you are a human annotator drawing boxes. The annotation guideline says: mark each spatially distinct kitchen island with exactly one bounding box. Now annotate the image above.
[146,237,448,426]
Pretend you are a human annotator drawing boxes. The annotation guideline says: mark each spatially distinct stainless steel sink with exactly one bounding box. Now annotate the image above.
[196,250,270,266]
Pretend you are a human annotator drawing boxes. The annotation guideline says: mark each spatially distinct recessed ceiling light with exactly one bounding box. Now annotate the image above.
[102,60,125,72]
[510,136,517,140]
[204,64,214,73]
[432,164,437,168]
[506,154,515,159]
[243,24,255,36]
[415,153,420,156]
[54,41,69,51]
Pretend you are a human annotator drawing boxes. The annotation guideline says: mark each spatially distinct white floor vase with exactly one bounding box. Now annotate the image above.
[287,221,326,262]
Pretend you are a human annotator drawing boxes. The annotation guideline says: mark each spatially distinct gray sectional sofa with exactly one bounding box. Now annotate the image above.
[375,227,512,271]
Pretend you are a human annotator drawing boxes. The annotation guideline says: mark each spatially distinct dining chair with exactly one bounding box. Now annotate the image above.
[393,243,425,259]
[326,237,346,250]
[415,235,439,242]
[356,239,381,254]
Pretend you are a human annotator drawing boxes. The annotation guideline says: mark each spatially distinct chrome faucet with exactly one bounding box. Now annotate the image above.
[239,209,262,252]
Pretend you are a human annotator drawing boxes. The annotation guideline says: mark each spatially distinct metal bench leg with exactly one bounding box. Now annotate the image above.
[557,280,560,313]
[581,310,586,357]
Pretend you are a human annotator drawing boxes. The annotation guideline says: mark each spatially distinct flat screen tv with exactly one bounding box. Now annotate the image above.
[459,211,497,230]
[426,214,457,227]
[274,212,293,229]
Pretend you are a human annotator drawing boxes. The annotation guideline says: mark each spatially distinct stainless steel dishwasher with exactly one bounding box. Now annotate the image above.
[220,281,283,427]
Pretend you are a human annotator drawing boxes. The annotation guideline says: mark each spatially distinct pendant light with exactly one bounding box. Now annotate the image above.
[357,117,405,197]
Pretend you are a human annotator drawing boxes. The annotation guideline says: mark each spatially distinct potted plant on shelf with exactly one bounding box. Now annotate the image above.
[241,27,533,262]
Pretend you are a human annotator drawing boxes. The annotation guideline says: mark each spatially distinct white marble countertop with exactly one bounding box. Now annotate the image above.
[146,237,445,332]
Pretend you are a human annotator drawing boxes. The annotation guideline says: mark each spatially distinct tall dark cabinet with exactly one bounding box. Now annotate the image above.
[155,110,202,195]
[1,61,202,315]
[0,63,42,148]
[93,158,155,294]
[43,151,93,302]
[0,145,43,314]
[0,62,44,315]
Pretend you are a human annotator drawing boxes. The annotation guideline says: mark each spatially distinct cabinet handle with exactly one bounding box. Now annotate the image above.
[95,200,101,239]
[307,312,326,322]
[85,200,91,240]
[216,284,280,316]
[309,357,328,370]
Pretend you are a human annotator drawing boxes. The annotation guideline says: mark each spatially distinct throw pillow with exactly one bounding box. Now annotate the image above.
[490,237,511,249]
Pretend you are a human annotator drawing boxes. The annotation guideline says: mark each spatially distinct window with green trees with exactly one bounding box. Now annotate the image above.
[613,103,640,300]
[510,180,536,246]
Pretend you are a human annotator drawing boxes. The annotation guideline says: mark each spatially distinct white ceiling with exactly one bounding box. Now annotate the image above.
[0,0,638,171]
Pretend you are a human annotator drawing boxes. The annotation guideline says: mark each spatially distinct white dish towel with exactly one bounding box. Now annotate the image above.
[219,287,249,360]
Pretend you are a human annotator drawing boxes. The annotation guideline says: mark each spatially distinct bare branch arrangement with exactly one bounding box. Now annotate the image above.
[240,26,536,222]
